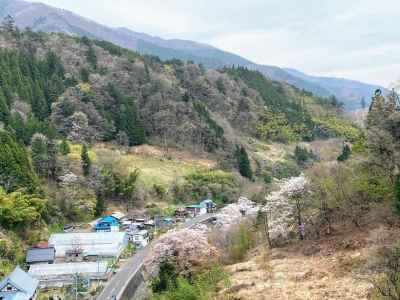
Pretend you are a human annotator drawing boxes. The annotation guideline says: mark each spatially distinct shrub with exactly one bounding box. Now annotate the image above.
[337,144,351,162]
[176,169,238,204]
[151,263,228,300]
[373,243,400,300]
[271,160,301,180]
[0,188,46,230]
[294,145,317,167]
[154,184,167,199]
[226,223,256,263]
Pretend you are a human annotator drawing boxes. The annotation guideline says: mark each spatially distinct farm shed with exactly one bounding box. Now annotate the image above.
[26,247,56,266]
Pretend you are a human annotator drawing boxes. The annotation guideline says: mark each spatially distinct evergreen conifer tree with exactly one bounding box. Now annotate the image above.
[0,130,39,192]
[47,139,57,180]
[235,145,253,179]
[87,46,97,70]
[58,138,71,155]
[394,175,400,215]
[30,133,49,178]
[0,90,10,124]
[337,144,351,162]
[81,144,91,177]
[95,195,106,217]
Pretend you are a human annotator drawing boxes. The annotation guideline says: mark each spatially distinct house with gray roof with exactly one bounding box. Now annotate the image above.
[0,266,39,300]
[26,247,56,267]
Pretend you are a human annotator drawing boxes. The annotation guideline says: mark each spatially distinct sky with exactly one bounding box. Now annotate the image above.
[26,0,400,87]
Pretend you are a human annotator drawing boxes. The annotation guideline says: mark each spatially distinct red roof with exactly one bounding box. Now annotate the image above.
[34,241,49,249]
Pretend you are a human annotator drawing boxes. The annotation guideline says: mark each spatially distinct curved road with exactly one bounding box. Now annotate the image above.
[98,213,216,300]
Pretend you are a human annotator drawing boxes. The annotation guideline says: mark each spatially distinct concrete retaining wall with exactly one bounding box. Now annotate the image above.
[119,266,147,300]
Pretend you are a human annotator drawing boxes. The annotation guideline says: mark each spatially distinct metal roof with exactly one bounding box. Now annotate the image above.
[0,266,38,300]
[26,247,55,264]
[99,216,119,224]
[28,262,108,278]
[111,211,125,220]
[49,232,128,258]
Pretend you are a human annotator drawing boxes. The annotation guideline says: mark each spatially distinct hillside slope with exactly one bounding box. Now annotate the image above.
[0,0,386,110]
[0,25,356,157]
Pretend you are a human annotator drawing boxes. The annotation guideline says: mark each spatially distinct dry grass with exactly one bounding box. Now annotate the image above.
[92,144,212,187]
[220,221,400,300]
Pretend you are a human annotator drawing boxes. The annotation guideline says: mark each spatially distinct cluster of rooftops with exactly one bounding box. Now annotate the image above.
[0,199,216,297]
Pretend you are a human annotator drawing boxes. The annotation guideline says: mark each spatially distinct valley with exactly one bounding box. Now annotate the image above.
[0,4,399,300]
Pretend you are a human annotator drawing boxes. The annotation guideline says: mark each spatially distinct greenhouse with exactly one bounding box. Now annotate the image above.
[49,232,128,259]
[28,262,109,288]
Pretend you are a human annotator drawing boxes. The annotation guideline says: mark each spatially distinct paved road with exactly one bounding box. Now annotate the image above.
[98,213,216,300]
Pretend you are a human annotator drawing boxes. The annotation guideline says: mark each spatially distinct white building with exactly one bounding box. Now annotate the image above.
[128,230,149,248]
[28,262,108,288]
[49,232,128,259]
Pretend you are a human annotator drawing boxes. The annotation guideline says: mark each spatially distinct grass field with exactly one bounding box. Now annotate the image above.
[92,144,211,187]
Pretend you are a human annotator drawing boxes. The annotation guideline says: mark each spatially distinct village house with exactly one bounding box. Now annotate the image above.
[28,262,108,288]
[0,266,39,300]
[127,229,150,248]
[201,199,216,213]
[95,215,120,232]
[49,232,128,260]
[186,199,216,217]
[26,246,56,267]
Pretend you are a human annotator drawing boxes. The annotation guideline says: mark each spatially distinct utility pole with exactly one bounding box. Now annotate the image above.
[75,273,78,300]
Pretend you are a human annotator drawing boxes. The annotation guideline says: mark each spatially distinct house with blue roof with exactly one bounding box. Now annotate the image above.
[200,199,216,213]
[0,266,39,300]
[95,215,120,232]
[186,199,216,217]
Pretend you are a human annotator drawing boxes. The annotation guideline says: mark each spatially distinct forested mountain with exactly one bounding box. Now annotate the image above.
[0,20,358,279]
[0,0,387,111]
[0,22,356,156]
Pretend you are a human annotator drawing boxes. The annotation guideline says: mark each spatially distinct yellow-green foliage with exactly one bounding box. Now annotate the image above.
[256,109,298,143]
[68,143,96,162]
[0,188,46,230]
[313,116,361,141]
[78,82,92,94]
[185,169,235,186]
[0,232,24,279]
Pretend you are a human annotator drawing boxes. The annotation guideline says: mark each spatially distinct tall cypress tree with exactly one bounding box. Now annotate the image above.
[95,195,106,217]
[124,99,146,146]
[58,138,70,155]
[87,46,97,70]
[0,90,10,124]
[0,130,39,192]
[81,143,91,177]
[107,84,146,146]
[235,145,253,179]
[30,133,49,178]
[395,175,400,215]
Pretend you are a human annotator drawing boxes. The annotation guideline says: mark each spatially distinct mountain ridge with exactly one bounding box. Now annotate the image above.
[0,0,387,110]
